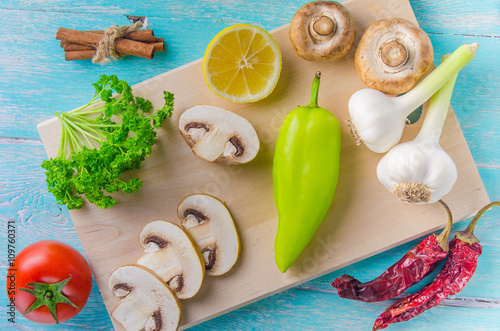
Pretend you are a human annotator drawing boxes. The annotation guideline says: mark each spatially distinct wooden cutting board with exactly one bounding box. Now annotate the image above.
[37,0,489,329]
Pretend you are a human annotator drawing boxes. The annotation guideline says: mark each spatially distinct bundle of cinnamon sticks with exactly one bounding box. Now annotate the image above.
[56,27,165,61]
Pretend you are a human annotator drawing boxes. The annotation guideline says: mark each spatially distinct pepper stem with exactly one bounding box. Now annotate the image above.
[435,200,453,251]
[309,71,321,108]
[456,201,500,244]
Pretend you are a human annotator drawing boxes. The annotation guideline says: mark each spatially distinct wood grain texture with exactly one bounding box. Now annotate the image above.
[1,0,499,330]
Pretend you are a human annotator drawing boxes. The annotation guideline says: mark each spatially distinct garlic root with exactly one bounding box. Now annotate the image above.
[392,182,433,204]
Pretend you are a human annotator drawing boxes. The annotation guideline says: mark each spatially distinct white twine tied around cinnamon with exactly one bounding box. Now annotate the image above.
[92,21,143,64]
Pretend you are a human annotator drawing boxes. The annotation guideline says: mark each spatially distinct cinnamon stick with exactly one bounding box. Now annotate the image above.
[60,40,94,51]
[90,29,156,43]
[64,39,165,61]
[56,27,155,60]
[61,38,164,52]
[151,38,166,52]
[65,50,95,61]
[60,30,155,47]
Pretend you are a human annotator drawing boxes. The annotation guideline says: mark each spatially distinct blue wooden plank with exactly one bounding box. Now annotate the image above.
[427,35,500,167]
[0,142,114,330]
[0,0,499,330]
[190,286,500,330]
[411,0,500,36]
[2,0,499,36]
[0,9,185,139]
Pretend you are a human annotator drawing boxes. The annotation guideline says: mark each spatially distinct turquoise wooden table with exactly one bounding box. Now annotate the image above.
[1,0,499,330]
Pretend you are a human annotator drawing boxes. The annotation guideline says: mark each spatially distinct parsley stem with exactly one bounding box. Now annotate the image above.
[56,113,88,157]
[74,105,106,116]
[57,124,67,159]
[67,128,83,154]
[59,113,104,144]
[72,96,103,114]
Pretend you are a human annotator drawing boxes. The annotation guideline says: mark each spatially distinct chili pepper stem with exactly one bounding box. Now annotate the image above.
[456,201,500,244]
[309,71,321,107]
[435,200,453,251]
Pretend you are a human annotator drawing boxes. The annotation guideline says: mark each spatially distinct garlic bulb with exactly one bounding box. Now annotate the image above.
[348,43,478,153]
[348,88,410,153]
[376,137,457,203]
[377,54,459,204]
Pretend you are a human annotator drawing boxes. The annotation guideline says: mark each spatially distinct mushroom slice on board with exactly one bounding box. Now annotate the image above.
[354,18,433,95]
[108,264,181,331]
[137,221,205,299]
[178,194,241,276]
[289,1,356,62]
[178,105,260,164]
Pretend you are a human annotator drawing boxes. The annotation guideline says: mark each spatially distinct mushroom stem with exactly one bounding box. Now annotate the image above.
[137,221,205,299]
[179,105,260,164]
[354,18,434,94]
[138,251,182,282]
[108,265,181,331]
[312,16,336,36]
[380,40,408,67]
[289,1,356,62]
[178,193,241,276]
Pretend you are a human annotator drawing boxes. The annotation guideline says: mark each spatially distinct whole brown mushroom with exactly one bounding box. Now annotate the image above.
[289,1,356,62]
[355,18,434,95]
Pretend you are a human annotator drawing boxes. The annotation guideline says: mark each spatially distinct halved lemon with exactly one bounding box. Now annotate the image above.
[203,24,282,103]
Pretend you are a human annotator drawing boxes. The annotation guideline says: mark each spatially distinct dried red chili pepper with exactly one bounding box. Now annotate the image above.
[372,201,499,330]
[332,200,453,302]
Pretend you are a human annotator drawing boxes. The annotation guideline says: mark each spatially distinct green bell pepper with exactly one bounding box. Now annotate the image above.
[273,72,341,273]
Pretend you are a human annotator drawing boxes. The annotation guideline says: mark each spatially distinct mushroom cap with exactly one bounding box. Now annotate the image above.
[108,264,181,331]
[178,194,241,276]
[289,1,356,62]
[354,18,434,95]
[178,105,260,164]
[137,221,205,299]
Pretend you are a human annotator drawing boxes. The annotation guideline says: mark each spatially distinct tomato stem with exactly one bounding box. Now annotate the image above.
[18,275,81,324]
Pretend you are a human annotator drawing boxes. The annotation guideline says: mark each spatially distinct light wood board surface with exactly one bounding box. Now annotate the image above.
[34,0,490,329]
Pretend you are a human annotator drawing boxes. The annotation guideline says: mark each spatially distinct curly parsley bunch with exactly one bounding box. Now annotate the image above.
[41,75,174,209]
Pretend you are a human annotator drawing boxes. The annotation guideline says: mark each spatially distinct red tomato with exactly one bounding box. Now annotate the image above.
[6,240,93,324]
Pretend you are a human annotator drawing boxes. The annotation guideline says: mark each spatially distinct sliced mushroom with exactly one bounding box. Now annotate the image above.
[178,105,260,164]
[354,18,433,95]
[108,264,181,331]
[137,221,205,299]
[289,1,356,62]
[178,194,241,276]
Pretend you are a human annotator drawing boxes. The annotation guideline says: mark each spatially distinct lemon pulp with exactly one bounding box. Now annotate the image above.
[203,24,282,103]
